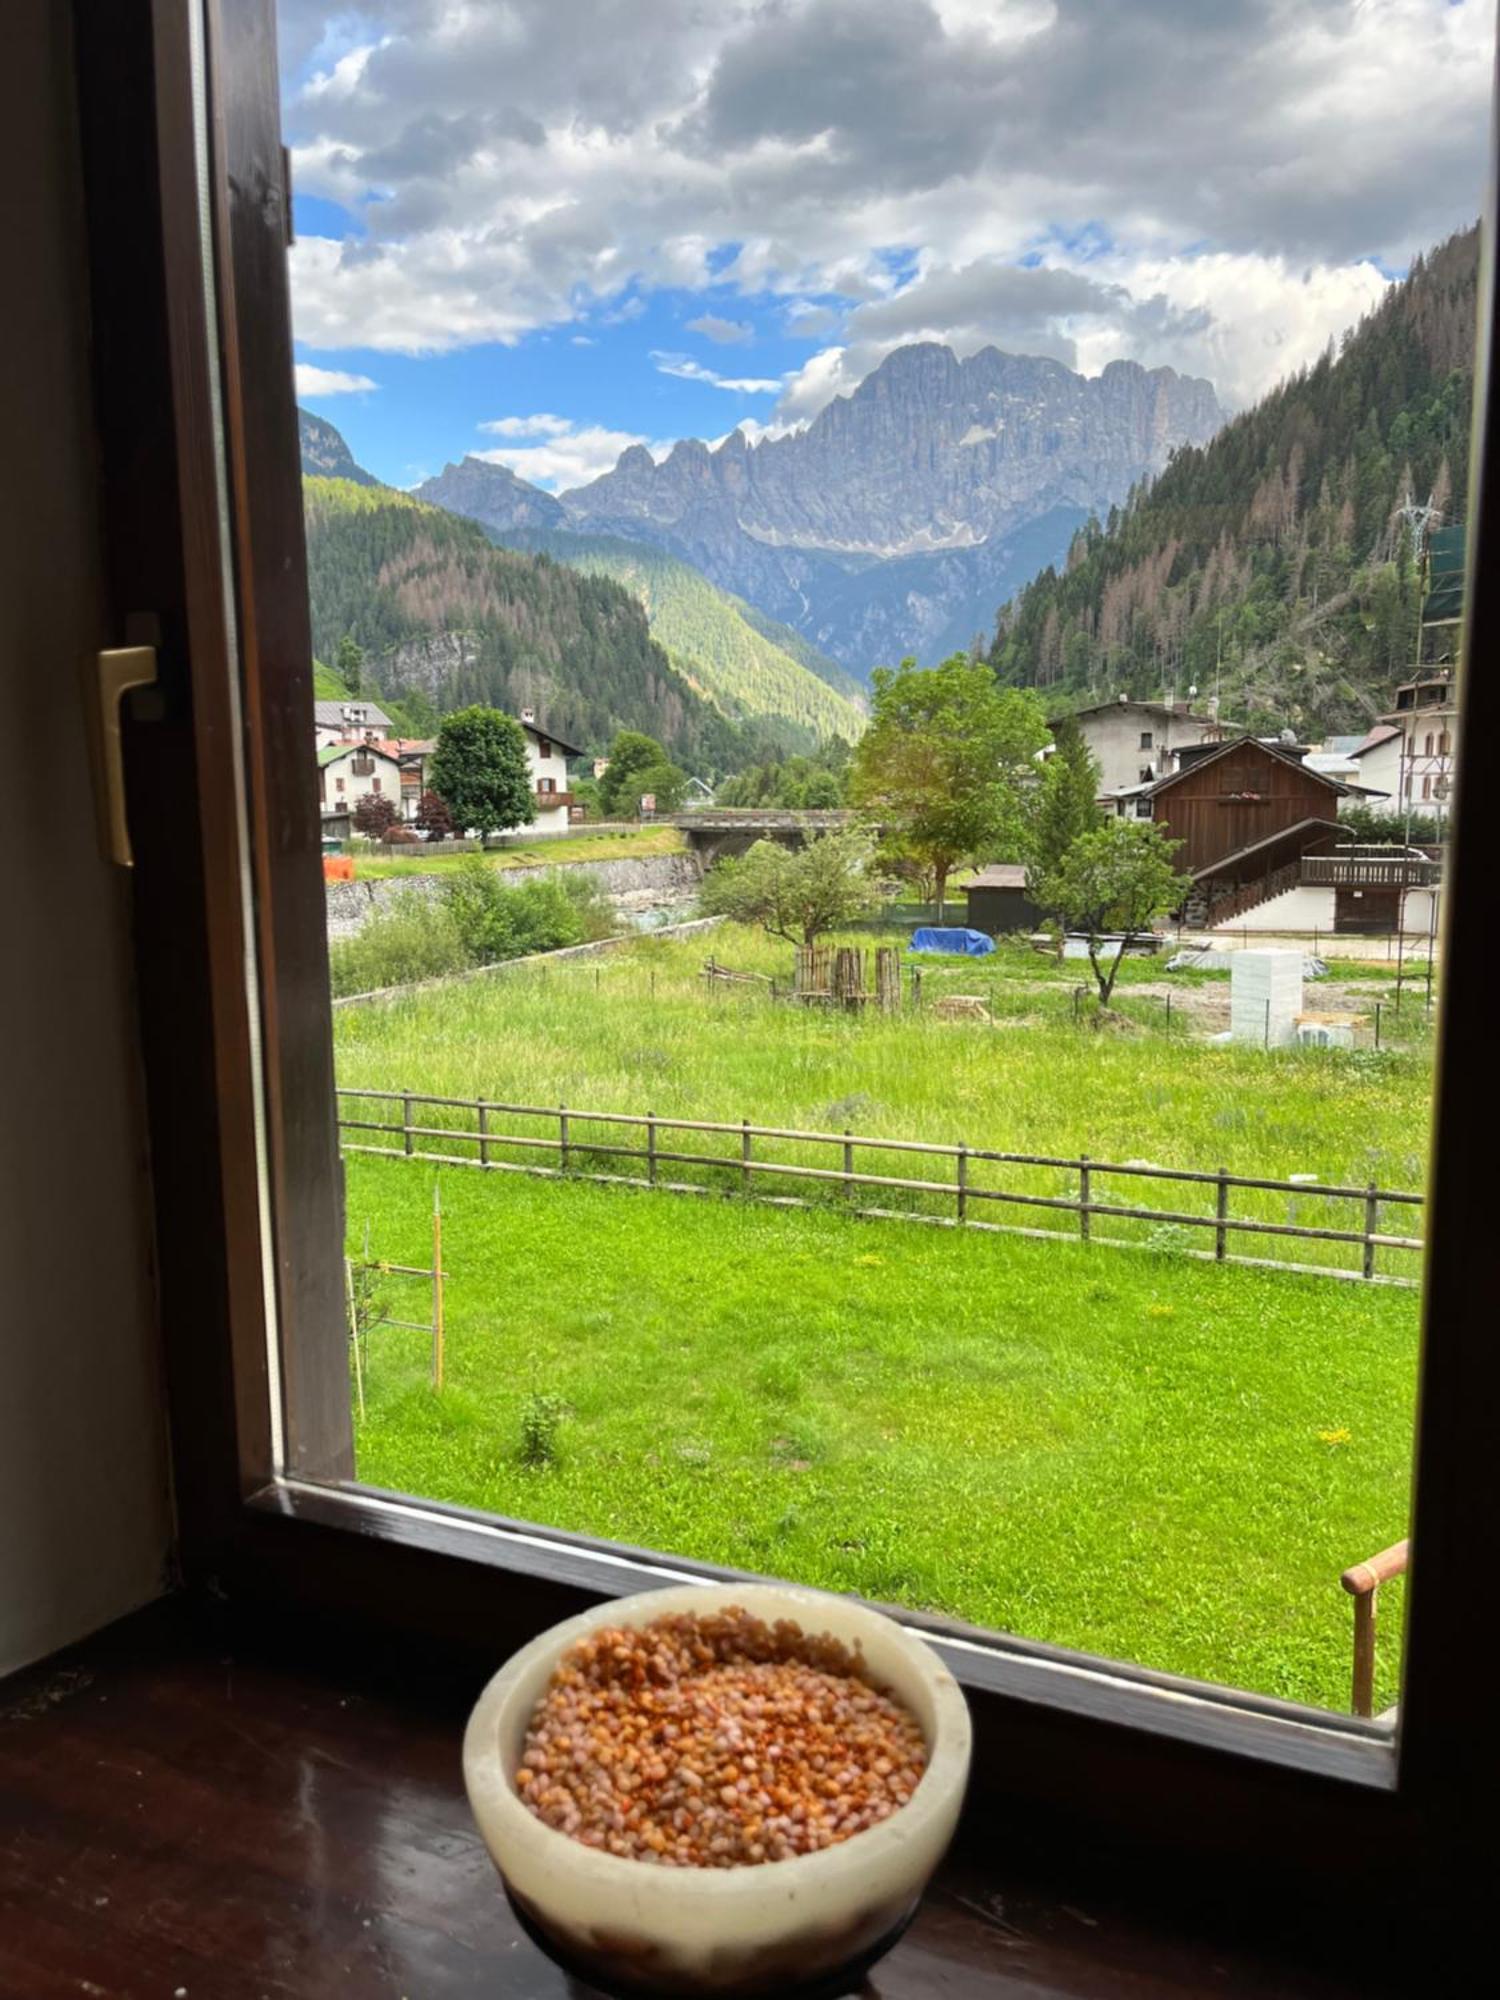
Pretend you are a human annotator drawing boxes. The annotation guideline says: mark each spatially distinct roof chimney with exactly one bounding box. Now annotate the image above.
[521,706,536,726]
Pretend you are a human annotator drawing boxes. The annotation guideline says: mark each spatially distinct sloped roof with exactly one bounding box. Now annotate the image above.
[1190,816,1344,882]
[520,715,587,758]
[968,864,1029,889]
[314,699,392,728]
[1144,732,1351,799]
[1057,698,1214,725]
[1351,724,1401,757]
[317,742,401,768]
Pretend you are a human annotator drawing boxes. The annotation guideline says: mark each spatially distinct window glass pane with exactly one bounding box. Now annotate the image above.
[276,0,1488,1720]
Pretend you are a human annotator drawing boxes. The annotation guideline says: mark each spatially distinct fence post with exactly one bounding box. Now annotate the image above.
[1164,992,1172,1033]
[1264,998,1271,1050]
[844,1129,855,1201]
[1363,1182,1379,1280]
[957,1144,968,1224]
[1215,1166,1229,1262]
[1079,1156,1091,1241]
[647,1111,657,1187]
[403,1093,414,1156]
[913,968,923,1009]
[559,1104,570,1175]
[1374,1001,1382,1050]
[477,1099,490,1169]
[1350,1591,1377,1719]
[741,1119,752,1197]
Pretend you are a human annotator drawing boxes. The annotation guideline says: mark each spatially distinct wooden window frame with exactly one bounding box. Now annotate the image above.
[75,0,1495,1973]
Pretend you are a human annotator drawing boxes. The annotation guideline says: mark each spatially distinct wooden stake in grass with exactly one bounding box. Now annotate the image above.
[433,1180,445,1390]
[345,1254,365,1420]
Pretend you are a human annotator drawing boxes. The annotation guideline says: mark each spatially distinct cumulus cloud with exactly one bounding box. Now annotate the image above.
[294,362,379,396]
[282,0,1491,406]
[651,351,783,394]
[474,415,673,490]
[686,313,755,344]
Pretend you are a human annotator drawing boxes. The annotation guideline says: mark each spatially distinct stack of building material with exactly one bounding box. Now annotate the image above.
[1230,950,1304,1047]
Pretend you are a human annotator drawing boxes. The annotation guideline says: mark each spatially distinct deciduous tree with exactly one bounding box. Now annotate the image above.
[1033,821,1188,1005]
[428,706,534,839]
[414,789,454,840]
[352,793,398,839]
[850,655,1048,914]
[700,830,875,946]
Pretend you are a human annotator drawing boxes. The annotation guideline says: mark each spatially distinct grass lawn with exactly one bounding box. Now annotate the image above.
[335,925,1434,1276]
[348,1156,1416,1713]
[354,825,685,879]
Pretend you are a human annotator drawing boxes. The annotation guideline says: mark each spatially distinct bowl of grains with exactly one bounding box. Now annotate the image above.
[462,1582,971,1997]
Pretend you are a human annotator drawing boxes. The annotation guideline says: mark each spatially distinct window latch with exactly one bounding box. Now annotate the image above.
[89,645,159,867]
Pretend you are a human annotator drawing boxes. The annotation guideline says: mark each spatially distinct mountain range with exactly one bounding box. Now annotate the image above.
[990,227,1479,737]
[417,344,1223,671]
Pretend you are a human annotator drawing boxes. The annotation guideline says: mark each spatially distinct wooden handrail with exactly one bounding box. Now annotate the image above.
[1340,1538,1410,1598]
[1339,1538,1409,1718]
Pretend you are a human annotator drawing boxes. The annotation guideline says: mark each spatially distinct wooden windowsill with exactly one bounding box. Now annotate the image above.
[0,1598,1386,1998]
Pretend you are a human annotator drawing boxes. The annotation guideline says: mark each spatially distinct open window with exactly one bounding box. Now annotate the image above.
[77,0,1500,1961]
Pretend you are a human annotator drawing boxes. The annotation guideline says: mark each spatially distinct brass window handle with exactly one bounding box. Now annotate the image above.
[91,646,158,867]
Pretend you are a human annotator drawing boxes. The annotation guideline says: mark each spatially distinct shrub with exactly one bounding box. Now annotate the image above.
[414,789,454,840]
[442,860,591,964]
[327,895,469,997]
[353,794,399,839]
[519,1389,567,1468]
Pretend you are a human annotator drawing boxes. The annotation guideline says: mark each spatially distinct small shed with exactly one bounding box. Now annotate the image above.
[966,864,1040,936]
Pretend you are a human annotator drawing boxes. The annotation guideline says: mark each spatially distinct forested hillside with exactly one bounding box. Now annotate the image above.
[302,478,800,769]
[492,527,865,743]
[990,229,1478,735]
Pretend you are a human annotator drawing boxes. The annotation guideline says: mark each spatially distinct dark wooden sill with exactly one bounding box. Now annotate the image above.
[0,1600,1386,1999]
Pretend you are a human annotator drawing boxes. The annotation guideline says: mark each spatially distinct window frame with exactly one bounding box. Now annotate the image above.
[76,0,1497,1966]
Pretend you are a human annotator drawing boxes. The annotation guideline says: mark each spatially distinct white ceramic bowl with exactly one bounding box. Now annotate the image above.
[463,1582,972,1997]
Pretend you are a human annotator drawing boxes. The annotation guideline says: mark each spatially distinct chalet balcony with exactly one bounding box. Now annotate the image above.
[533,789,574,810]
[1300,852,1442,890]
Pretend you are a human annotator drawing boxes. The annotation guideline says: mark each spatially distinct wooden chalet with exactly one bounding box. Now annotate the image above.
[1126,735,1355,923]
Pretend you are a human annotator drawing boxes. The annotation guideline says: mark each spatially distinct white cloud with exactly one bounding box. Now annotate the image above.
[686,313,754,344]
[480,412,575,438]
[474,415,674,491]
[294,362,379,396]
[651,351,782,394]
[282,0,1492,408]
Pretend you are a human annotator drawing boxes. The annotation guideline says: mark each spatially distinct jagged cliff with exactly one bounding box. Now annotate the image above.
[417,342,1222,673]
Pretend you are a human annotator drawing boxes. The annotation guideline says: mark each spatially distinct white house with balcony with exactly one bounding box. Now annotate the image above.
[517,707,583,833]
[318,741,400,821]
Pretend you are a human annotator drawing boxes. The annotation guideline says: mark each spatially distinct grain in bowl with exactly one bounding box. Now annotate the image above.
[463,1582,972,1997]
[516,1605,928,1866]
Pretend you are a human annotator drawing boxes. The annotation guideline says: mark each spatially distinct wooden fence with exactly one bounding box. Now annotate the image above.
[336,1089,1425,1285]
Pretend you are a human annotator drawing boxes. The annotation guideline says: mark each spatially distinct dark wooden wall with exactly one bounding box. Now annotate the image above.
[1154,744,1339,873]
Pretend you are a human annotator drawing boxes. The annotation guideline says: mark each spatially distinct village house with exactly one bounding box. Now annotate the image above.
[1121,732,1440,934]
[1351,673,1459,823]
[370,738,436,822]
[318,740,401,822]
[313,698,393,749]
[1055,697,1217,801]
[517,708,584,832]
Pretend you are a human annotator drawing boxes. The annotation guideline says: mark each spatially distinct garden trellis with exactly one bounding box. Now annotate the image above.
[337,1091,1423,1286]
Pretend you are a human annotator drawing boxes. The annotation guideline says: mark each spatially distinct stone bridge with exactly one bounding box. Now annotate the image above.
[670,809,865,865]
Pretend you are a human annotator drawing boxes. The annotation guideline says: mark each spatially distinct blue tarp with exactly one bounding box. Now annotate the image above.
[909,927,995,956]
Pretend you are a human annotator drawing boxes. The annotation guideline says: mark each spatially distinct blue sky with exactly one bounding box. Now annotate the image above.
[280,1,1494,492]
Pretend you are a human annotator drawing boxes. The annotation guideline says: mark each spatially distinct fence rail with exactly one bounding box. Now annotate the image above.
[336,1089,1424,1285]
